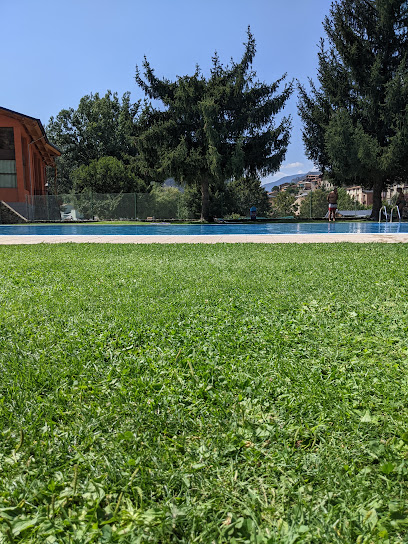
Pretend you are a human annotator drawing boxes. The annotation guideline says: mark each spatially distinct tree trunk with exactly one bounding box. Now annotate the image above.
[201,178,211,222]
[371,178,384,220]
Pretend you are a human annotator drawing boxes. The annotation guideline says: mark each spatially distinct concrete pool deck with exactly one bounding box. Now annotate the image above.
[1,233,408,244]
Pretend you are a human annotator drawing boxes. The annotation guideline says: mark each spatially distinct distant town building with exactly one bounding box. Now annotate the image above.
[268,172,335,206]
[345,186,373,206]
[296,180,312,191]
[345,183,408,206]
[382,183,408,203]
[304,173,322,187]
[279,182,291,191]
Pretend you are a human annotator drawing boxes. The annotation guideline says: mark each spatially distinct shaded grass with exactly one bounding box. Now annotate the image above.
[0,243,407,543]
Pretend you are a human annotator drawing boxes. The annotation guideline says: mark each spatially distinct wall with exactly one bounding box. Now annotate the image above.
[0,113,46,203]
[0,201,27,223]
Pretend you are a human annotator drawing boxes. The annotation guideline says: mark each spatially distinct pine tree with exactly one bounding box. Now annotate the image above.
[298,0,408,218]
[135,29,292,221]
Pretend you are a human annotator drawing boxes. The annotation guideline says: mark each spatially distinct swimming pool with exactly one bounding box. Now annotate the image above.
[0,222,407,236]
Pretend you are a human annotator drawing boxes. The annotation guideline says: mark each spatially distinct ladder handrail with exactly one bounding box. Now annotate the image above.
[390,206,401,223]
[379,205,388,223]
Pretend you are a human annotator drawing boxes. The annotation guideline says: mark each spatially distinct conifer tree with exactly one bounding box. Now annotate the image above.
[298,0,408,218]
[135,29,292,221]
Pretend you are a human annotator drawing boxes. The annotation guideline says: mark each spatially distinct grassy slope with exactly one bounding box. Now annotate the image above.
[0,243,407,543]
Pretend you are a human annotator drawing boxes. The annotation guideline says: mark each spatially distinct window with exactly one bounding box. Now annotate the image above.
[0,160,17,188]
[0,128,17,187]
[0,127,15,160]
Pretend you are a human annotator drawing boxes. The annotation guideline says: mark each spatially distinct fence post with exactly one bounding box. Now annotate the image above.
[134,193,137,220]
[310,191,312,219]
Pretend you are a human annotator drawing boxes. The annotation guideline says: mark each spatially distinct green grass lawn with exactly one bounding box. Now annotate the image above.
[0,243,407,543]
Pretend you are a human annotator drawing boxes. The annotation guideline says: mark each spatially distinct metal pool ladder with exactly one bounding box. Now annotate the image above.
[389,206,401,222]
[379,206,388,222]
[379,205,401,223]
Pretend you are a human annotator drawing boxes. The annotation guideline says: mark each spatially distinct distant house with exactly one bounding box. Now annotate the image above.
[302,174,320,189]
[0,107,60,204]
[305,174,335,191]
[382,183,408,203]
[279,182,291,191]
[293,191,310,214]
[294,173,324,190]
[345,186,373,206]
[296,180,312,191]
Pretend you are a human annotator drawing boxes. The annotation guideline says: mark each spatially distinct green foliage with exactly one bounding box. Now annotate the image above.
[1,243,408,542]
[285,183,301,196]
[226,177,270,217]
[135,28,292,221]
[47,91,143,192]
[298,0,408,217]
[178,184,202,219]
[65,189,127,221]
[149,186,183,220]
[337,187,368,210]
[270,190,297,217]
[58,189,188,221]
[299,188,329,218]
[299,187,368,218]
[171,183,230,220]
[73,156,136,193]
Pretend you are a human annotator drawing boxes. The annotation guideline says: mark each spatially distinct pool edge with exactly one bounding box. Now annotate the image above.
[1,233,408,244]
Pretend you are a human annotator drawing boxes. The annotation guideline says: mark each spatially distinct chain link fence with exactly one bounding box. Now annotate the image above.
[19,192,188,221]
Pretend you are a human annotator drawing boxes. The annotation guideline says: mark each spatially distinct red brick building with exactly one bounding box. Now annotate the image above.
[0,107,60,204]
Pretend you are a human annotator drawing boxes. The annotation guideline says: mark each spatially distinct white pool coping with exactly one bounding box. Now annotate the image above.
[1,233,408,244]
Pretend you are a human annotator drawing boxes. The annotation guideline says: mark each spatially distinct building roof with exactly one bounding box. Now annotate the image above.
[345,186,373,193]
[0,106,61,166]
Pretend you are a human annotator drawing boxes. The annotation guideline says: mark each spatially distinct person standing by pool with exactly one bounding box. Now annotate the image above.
[327,188,338,221]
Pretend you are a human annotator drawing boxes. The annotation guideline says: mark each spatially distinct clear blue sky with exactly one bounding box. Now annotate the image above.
[2,0,330,183]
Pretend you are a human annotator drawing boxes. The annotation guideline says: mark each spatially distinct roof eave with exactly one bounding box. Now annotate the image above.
[0,106,62,166]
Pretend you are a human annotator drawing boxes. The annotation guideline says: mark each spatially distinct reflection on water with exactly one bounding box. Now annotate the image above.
[379,221,401,234]
[0,221,407,236]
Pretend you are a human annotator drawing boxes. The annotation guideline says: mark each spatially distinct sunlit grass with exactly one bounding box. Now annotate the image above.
[0,243,407,542]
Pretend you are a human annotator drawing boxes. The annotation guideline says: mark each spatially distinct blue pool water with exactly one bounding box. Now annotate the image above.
[0,222,407,236]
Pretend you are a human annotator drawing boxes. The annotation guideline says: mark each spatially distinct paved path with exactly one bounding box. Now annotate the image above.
[1,233,408,244]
